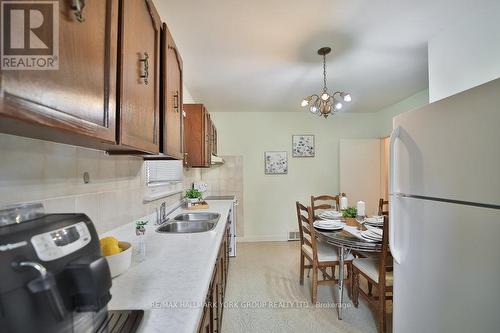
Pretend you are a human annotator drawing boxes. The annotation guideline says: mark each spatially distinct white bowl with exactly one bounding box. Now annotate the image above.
[105,241,132,278]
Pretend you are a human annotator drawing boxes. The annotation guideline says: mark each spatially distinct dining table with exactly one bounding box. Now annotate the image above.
[315,217,383,320]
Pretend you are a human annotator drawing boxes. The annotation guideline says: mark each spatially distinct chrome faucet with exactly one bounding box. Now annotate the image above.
[156,202,167,225]
[160,202,166,222]
[155,199,187,225]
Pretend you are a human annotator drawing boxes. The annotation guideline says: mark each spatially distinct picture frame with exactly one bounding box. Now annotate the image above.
[264,151,288,175]
[292,135,315,157]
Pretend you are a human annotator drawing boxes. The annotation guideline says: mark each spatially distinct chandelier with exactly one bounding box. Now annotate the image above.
[301,47,351,118]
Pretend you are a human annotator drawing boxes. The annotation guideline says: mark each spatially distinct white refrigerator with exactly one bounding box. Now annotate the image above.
[389,78,500,333]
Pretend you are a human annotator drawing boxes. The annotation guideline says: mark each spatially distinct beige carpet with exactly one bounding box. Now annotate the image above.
[221,241,391,333]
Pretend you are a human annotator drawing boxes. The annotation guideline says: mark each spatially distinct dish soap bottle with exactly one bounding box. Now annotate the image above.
[135,220,148,262]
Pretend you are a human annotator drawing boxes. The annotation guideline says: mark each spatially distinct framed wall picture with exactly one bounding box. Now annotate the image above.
[292,135,315,157]
[264,151,288,175]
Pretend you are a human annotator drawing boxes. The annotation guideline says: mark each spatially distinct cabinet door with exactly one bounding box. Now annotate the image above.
[0,0,118,146]
[198,304,211,333]
[183,104,203,167]
[118,0,160,153]
[161,23,183,159]
[211,269,220,332]
[217,252,224,328]
[204,109,211,165]
[213,126,218,155]
[225,225,230,277]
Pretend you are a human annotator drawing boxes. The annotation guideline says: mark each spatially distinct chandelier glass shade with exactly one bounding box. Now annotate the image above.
[301,47,351,118]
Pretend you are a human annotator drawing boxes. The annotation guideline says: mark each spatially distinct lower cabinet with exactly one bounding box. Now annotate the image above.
[198,225,230,333]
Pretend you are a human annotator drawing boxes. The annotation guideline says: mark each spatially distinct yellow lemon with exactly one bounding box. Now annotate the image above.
[100,236,119,248]
[100,237,122,256]
[102,243,121,256]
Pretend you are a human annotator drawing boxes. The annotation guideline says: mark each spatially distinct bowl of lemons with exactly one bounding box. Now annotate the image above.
[100,237,132,278]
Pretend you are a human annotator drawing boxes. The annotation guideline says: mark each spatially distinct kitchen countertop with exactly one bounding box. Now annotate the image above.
[100,200,233,333]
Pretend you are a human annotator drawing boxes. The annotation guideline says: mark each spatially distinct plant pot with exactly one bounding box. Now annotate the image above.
[345,217,357,226]
[187,198,200,204]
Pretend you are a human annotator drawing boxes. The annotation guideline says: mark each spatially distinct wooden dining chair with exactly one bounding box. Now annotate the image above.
[310,195,340,220]
[295,201,353,304]
[378,198,389,216]
[351,215,393,333]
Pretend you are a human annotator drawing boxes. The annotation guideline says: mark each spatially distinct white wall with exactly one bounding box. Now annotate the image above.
[428,11,500,102]
[208,90,428,241]
[376,89,429,135]
[211,112,383,241]
[340,139,382,216]
[183,84,196,103]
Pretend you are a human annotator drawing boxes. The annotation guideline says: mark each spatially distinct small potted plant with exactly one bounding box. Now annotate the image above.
[185,188,202,204]
[342,206,357,225]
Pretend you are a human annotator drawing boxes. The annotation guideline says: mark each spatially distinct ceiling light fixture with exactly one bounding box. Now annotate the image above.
[301,47,351,118]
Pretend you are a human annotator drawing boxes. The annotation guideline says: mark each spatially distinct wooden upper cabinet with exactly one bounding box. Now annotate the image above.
[160,23,183,159]
[184,104,218,167]
[0,0,119,148]
[0,0,172,155]
[204,111,212,165]
[184,103,213,167]
[117,0,160,154]
[212,124,218,156]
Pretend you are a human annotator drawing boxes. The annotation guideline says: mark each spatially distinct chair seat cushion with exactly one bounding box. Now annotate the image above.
[352,258,393,286]
[302,241,354,263]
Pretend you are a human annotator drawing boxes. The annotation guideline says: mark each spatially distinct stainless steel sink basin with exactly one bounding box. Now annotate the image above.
[156,212,220,233]
[156,221,216,233]
[173,212,220,222]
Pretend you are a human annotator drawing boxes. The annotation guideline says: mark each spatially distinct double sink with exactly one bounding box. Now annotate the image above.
[156,212,220,233]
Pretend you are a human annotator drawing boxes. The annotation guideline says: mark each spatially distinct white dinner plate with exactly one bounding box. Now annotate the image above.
[365,220,384,226]
[313,221,344,231]
[359,233,380,242]
[364,226,383,236]
[365,217,384,224]
[360,230,382,241]
[318,210,342,219]
[317,219,342,225]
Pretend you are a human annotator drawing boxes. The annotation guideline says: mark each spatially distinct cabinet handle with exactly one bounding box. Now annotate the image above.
[184,152,188,165]
[139,52,149,85]
[174,91,179,112]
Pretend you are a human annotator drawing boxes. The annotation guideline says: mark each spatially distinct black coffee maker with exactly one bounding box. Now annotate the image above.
[0,204,112,333]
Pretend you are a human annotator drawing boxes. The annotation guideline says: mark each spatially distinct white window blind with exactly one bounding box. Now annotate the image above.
[145,160,183,186]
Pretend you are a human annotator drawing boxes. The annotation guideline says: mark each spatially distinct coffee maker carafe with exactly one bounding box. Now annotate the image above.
[0,205,112,333]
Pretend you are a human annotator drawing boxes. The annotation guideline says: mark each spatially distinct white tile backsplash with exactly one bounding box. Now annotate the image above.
[0,134,246,235]
[44,196,76,213]
[200,156,244,237]
[75,194,99,226]
[0,134,185,233]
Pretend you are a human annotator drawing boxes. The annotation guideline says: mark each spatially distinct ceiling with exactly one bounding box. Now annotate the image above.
[153,0,497,113]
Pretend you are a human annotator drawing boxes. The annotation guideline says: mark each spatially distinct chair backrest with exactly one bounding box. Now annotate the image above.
[295,202,318,261]
[378,215,392,287]
[311,195,340,219]
[378,198,389,216]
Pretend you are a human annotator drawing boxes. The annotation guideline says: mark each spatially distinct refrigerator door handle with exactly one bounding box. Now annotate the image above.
[389,126,402,263]
[389,126,400,196]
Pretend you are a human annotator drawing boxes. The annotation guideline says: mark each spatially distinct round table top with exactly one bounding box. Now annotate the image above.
[315,218,383,253]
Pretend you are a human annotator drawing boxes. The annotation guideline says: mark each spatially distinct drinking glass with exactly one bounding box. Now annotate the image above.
[356,215,366,231]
